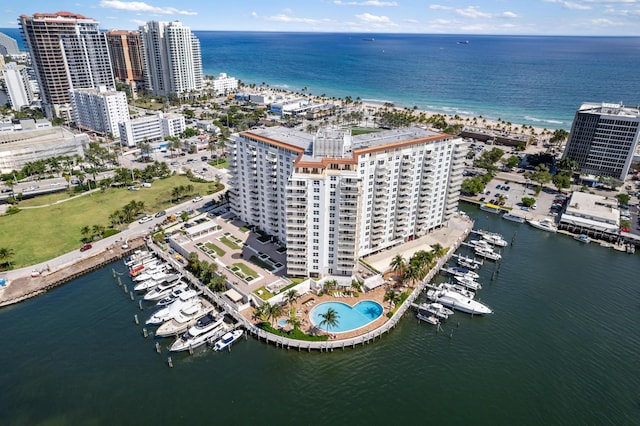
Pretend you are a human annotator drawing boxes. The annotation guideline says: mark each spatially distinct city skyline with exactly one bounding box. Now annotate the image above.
[0,0,639,36]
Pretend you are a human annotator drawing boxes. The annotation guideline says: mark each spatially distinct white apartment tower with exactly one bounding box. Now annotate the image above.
[19,12,115,120]
[563,102,640,180]
[2,62,34,110]
[69,87,129,138]
[229,127,467,278]
[139,21,203,97]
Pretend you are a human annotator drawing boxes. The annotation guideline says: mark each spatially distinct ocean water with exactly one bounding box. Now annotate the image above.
[1,207,639,425]
[4,28,640,129]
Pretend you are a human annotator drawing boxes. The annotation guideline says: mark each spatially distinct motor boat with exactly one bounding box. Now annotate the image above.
[481,233,508,247]
[124,251,152,267]
[417,302,454,320]
[144,280,187,301]
[213,329,244,351]
[438,282,475,299]
[132,264,169,282]
[155,299,214,337]
[146,293,198,325]
[429,289,493,315]
[474,246,502,261]
[527,218,557,233]
[169,313,227,352]
[574,234,591,243]
[468,239,493,250]
[454,275,482,291]
[156,287,197,306]
[454,255,483,270]
[443,266,480,280]
[416,312,440,325]
[502,213,525,223]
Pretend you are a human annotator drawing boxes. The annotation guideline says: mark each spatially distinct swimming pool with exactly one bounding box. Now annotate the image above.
[276,319,288,327]
[310,300,384,333]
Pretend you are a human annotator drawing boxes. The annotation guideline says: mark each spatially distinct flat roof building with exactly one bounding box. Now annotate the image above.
[69,87,129,138]
[229,126,467,278]
[559,191,620,235]
[562,102,640,180]
[118,112,185,147]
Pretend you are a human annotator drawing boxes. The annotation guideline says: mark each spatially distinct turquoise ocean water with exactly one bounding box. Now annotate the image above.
[3,29,640,128]
[1,207,638,425]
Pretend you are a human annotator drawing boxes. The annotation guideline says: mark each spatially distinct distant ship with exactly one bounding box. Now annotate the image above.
[457,40,470,44]
[362,37,375,41]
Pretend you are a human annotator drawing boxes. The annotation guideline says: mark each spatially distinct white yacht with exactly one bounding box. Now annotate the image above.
[502,213,526,223]
[438,282,476,299]
[443,266,480,280]
[132,265,169,282]
[474,246,502,261]
[429,289,493,315]
[169,314,227,352]
[124,250,152,267]
[213,329,244,351]
[468,239,493,250]
[527,218,557,233]
[155,299,214,337]
[146,293,198,325]
[454,275,482,291]
[144,280,187,301]
[481,233,508,247]
[455,255,483,270]
[416,312,440,325]
[418,302,454,320]
[156,286,196,306]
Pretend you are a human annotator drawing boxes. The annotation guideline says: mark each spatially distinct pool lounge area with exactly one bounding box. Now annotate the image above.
[310,301,384,333]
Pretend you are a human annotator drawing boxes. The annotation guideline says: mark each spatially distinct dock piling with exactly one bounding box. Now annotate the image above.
[129,291,134,301]
[167,357,173,368]
[155,342,160,353]
[134,314,139,324]
[123,284,128,293]
[142,327,148,338]
[138,300,143,310]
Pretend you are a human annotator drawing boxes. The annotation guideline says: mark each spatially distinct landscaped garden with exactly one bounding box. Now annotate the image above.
[0,175,217,268]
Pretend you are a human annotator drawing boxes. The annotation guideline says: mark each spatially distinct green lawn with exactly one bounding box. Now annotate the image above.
[351,128,381,136]
[0,175,216,268]
[210,158,228,169]
[233,262,258,279]
[205,242,226,256]
[219,236,241,250]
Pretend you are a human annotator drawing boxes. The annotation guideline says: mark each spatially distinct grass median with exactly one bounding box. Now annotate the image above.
[0,175,217,268]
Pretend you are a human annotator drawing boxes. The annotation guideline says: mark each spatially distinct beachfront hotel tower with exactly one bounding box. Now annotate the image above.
[105,30,144,84]
[229,127,467,278]
[19,12,115,120]
[138,21,203,97]
[562,102,640,181]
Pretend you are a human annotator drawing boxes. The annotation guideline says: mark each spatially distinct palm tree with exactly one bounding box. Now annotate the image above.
[318,307,340,336]
[384,290,400,309]
[80,226,91,243]
[284,289,300,310]
[389,254,407,278]
[267,303,282,326]
[286,310,302,331]
[0,247,15,268]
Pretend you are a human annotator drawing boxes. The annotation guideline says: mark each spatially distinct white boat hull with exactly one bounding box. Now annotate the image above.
[430,290,492,315]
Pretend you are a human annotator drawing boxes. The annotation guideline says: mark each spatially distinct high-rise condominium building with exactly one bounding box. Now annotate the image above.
[2,62,34,110]
[563,102,640,180]
[105,30,144,84]
[139,21,202,97]
[19,11,115,119]
[229,127,467,278]
[69,87,129,139]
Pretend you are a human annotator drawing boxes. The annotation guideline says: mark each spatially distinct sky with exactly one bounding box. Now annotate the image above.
[2,0,640,36]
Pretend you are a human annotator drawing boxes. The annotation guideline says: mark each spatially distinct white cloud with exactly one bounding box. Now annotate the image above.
[99,0,197,16]
[405,18,419,23]
[455,6,492,18]
[264,14,325,24]
[355,13,393,23]
[130,19,146,26]
[334,1,398,6]
[429,4,453,10]
[501,11,519,18]
[544,0,593,10]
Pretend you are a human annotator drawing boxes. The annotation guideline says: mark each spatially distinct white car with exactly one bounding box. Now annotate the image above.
[138,216,153,224]
[192,196,203,203]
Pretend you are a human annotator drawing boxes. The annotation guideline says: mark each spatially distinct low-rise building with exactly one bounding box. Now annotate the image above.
[208,73,238,95]
[0,127,89,173]
[118,112,185,147]
[69,87,130,138]
[559,191,620,237]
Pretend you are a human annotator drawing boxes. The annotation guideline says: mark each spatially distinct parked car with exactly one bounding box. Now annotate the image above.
[201,156,208,161]
[192,196,203,203]
[80,244,92,252]
[138,215,152,224]
[141,182,152,188]
[155,210,166,218]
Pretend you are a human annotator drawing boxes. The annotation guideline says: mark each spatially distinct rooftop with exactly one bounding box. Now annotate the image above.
[579,102,640,118]
[563,191,620,223]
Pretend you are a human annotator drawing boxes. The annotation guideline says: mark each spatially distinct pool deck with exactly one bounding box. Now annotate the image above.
[239,213,474,342]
